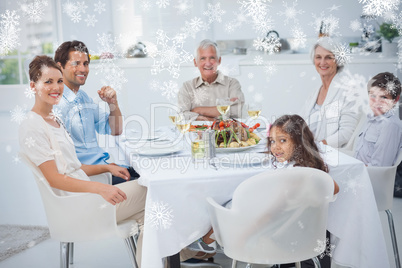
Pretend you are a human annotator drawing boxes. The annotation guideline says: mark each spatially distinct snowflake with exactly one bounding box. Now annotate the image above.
[101,63,128,92]
[192,88,209,105]
[252,16,274,36]
[247,85,255,92]
[277,1,304,25]
[141,0,153,11]
[50,108,62,120]
[297,220,304,229]
[253,55,264,65]
[94,0,106,14]
[290,26,307,50]
[70,12,81,23]
[341,172,364,195]
[149,79,160,91]
[73,104,82,112]
[349,19,362,32]
[150,30,193,79]
[160,80,179,101]
[146,200,174,230]
[360,0,400,17]
[181,17,208,39]
[12,155,21,164]
[24,87,35,99]
[253,92,264,103]
[248,72,254,79]
[218,64,237,76]
[314,238,336,259]
[310,12,340,37]
[156,0,170,8]
[62,2,76,17]
[76,1,88,13]
[0,10,21,56]
[263,61,277,75]
[25,137,36,148]
[238,0,270,20]
[84,14,97,27]
[174,0,192,15]
[203,2,226,23]
[20,0,48,23]
[10,105,27,124]
[260,35,281,54]
[328,4,342,11]
[333,43,352,65]
[224,21,237,33]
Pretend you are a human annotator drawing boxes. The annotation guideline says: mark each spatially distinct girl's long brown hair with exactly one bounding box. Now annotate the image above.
[268,114,328,173]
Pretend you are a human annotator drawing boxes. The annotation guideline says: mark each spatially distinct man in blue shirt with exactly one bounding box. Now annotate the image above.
[54,40,139,184]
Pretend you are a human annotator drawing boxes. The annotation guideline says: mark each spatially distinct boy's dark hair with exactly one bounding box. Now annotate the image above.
[369,72,401,100]
[268,114,328,173]
[54,40,90,68]
[29,55,62,82]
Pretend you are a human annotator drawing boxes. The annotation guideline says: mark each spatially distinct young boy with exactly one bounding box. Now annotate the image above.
[354,72,402,166]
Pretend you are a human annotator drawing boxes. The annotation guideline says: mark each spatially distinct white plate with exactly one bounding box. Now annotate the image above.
[216,153,270,167]
[216,144,258,153]
[135,147,181,156]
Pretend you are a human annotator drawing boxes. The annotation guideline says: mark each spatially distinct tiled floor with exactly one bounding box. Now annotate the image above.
[1,197,401,268]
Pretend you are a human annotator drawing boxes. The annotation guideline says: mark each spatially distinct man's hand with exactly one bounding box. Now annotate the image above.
[98,86,117,104]
[108,164,130,181]
[98,184,127,205]
[230,97,239,102]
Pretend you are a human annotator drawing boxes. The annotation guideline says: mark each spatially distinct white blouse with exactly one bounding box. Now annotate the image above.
[19,111,90,196]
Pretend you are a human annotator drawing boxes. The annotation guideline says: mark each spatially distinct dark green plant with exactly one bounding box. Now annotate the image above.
[377,23,400,43]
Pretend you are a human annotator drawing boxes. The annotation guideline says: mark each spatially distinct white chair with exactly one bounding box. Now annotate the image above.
[206,167,336,268]
[89,172,112,184]
[366,150,402,268]
[20,154,139,268]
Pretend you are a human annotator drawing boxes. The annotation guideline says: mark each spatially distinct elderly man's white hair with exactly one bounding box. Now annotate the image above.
[310,37,344,73]
[194,39,221,62]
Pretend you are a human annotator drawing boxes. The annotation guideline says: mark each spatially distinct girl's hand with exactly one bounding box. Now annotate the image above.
[108,164,130,181]
[98,184,127,205]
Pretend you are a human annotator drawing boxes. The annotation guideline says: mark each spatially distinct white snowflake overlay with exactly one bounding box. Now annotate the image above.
[341,172,365,195]
[314,238,336,259]
[10,105,27,124]
[146,200,174,230]
[333,43,353,66]
[62,1,105,27]
[0,10,21,55]
[277,1,304,25]
[150,30,193,79]
[20,0,48,23]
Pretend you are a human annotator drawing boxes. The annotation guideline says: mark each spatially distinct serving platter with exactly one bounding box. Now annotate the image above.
[215,144,258,153]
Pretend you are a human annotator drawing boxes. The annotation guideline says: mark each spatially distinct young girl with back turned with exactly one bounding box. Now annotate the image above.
[19,55,147,266]
[185,114,339,266]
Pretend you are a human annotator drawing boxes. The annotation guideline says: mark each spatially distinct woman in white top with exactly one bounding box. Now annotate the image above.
[300,37,368,149]
[19,55,147,265]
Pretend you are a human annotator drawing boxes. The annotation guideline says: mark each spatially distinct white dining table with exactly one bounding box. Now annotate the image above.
[116,127,389,268]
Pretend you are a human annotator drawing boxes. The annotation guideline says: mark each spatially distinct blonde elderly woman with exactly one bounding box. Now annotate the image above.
[300,37,368,149]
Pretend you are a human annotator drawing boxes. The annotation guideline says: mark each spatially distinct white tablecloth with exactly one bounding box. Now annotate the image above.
[116,129,389,268]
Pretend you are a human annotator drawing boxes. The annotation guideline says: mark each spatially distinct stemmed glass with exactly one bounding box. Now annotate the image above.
[216,98,231,119]
[175,113,196,149]
[247,103,262,120]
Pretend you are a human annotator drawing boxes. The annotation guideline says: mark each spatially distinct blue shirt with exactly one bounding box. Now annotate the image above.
[56,86,111,165]
[354,110,402,166]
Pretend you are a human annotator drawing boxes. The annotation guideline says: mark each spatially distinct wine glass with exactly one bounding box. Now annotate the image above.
[168,108,178,127]
[216,98,231,119]
[247,103,262,120]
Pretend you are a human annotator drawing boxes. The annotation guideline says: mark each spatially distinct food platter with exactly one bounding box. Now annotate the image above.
[216,144,258,153]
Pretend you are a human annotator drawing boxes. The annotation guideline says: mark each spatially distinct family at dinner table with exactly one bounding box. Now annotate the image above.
[18,36,402,268]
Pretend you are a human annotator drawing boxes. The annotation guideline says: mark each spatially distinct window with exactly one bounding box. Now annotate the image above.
[0,0,57,85]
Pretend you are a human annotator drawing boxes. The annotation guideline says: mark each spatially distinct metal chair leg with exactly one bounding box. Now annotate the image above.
[68,243,74,265]
[231,259,237,268]
[295,262,302,268]
[386,209,401,268]
[60,242,70,268]
[312,256,321,268]
[124,236,139,268]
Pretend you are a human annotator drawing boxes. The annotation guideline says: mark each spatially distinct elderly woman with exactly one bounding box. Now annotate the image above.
[300,37,368,149]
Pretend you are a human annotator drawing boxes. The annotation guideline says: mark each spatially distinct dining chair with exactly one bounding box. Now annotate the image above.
[20,153,140,268]
[206,167,336,268]
[366,150,402,268]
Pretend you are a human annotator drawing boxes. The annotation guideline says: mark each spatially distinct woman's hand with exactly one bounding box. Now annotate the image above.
[98,183,127,205]
[107,164,130,181]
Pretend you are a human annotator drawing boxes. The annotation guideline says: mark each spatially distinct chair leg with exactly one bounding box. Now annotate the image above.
[124,236,139,268]
[312,256,321,268]
[295,262,301,268]
[60,242,70,268]
[386,209,401,268]
[68,243,74,265]
[231,259,237,268]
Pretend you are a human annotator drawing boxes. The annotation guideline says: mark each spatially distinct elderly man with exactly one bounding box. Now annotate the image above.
[178,39,245,121]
